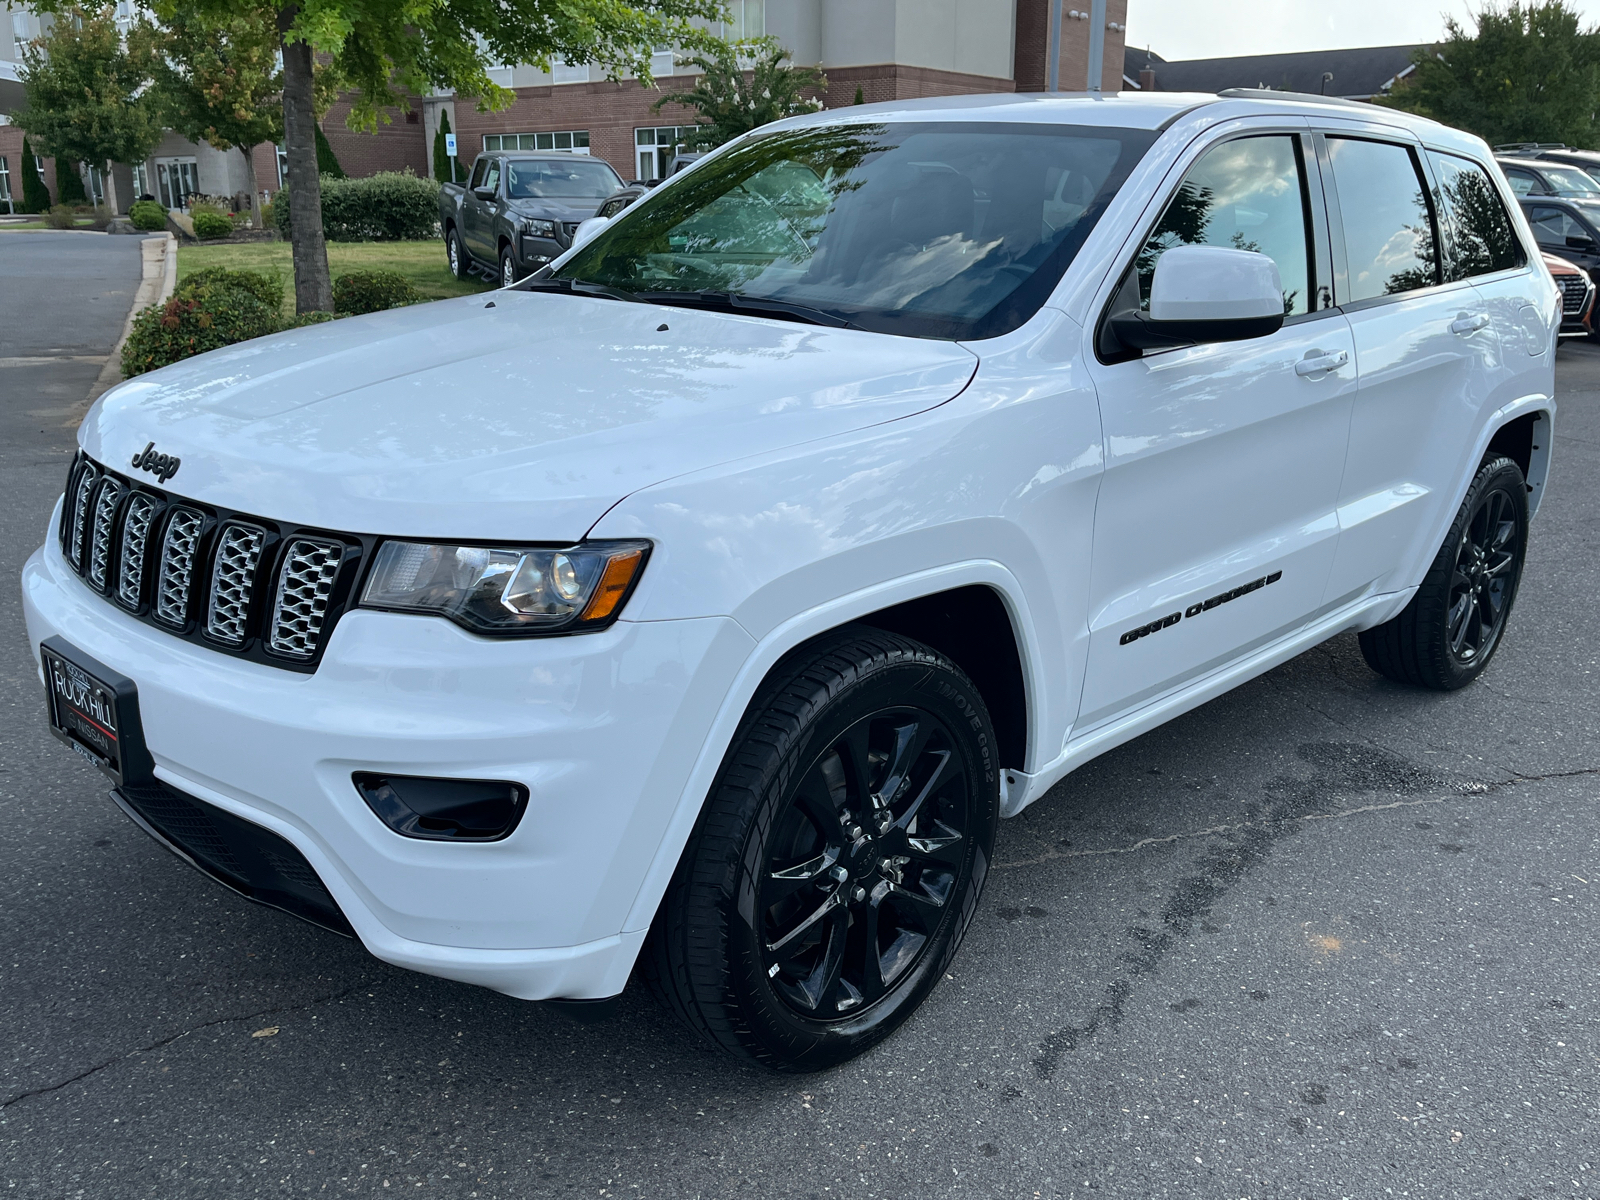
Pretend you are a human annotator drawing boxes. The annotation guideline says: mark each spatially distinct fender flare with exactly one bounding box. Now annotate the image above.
[618,559,1048,935]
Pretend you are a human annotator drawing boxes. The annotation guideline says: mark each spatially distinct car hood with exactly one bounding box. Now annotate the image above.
[82,291,979,541]
[505,197,607,220]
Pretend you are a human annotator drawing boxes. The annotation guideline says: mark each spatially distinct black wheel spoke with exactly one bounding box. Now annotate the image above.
[904,818,965,867]
[767,890,843,958]
[1448,593,1474,653]
[791,772,847,842]
[766,848,838,904]
[892,748,953,833]
[855,898,887,1004]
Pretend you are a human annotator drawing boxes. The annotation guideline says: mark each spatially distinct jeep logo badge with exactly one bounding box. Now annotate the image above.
[130,441,180,484]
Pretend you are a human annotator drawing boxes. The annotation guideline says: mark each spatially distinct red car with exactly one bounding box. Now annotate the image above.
[1544,251,1597,339]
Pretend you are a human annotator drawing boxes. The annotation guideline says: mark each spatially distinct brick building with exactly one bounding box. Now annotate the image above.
[1,0,1130,213]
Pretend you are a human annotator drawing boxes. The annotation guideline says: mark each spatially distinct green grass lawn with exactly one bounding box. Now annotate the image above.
[177,239,490,318]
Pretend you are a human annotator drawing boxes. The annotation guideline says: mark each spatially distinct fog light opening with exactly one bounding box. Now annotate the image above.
[353,773,529,842]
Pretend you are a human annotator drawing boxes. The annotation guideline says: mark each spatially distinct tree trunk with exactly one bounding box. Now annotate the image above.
[278,15,331,313]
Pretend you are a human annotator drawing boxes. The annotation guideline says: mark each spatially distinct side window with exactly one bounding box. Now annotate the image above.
[1526,205,1591,248]
[483,160,501,196]
[1137,134,1312,316]
[1503,169,1538,197]
[1429,152,1524,279]
[1325,137,1438,302]
[469,157,488,189]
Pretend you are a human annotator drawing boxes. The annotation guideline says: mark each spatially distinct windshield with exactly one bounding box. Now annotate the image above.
[506,158,621,199]
[1539,165,1600,195]
[551,121,1156,339]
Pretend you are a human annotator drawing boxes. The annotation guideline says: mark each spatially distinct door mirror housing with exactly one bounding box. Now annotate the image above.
[1107,245,1286,353]
[570,215,610,250]
[1566,234,1596,251]
[472,185,497,201]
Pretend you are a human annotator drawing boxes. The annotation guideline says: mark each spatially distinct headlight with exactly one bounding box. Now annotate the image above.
[521,218,556,238]
[359,540,650,635]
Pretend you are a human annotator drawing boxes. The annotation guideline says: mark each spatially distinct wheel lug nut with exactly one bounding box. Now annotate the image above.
[830,866,849,883]
[853,886,867,902]
[849,826,862,839]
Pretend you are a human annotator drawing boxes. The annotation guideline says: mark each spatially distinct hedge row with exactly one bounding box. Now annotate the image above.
[273,171,440,242]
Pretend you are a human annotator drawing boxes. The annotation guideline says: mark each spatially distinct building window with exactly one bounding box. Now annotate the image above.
[155,158,199,210]
[276,144,287,189]
[635,126,699,181]
[550,58,590,85]
[722,0,764,39]
[482,131,591,153]
[130,161,149,201]
[0,156,11,213]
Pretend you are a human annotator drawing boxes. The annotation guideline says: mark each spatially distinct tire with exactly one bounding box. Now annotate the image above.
[499,245,518,288]
[1358,455,1529,690]
[446,227,469,281]
[645,627,999,1072]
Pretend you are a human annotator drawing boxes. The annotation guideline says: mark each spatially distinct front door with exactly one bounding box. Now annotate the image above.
[1318,133,1502,602]
[1078,131,1356,732]
[1523,202,1600,278]
[464,158,501,260]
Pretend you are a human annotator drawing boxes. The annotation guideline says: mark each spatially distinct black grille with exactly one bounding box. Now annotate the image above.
[114,779,354,936]
[1557,272,1591,316]
[59,453,368,673]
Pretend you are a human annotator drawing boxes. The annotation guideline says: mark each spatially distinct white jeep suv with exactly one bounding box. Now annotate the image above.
[24,90,1555,1071]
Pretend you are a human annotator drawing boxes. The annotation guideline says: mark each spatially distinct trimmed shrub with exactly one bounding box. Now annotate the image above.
[44,204,78,230]
[180,266,284,312]
[258,200,274,230]
[333,270,421,315]
[121,273,282,377]
[129,200,168,231]
[192,210,234,239]
[274,171,440,242]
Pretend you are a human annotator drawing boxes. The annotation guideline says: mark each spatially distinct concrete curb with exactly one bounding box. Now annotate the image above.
[75,233,175,423]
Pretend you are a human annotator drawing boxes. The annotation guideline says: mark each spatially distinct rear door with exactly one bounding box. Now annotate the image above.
[1523,202,1600,278]
[1319,131,1497,601]
[1077,127,1357,732]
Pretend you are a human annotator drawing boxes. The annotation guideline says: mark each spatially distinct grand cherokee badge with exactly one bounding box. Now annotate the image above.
[130,441,180,483]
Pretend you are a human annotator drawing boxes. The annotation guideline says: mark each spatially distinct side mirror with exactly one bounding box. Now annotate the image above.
[1108,245,1285,352]
[1567,234,1596,251]
[472,185,496,201]
[570,215,610,249]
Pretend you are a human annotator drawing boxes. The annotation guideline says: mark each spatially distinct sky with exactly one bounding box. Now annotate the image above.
[1123,0,1600,62]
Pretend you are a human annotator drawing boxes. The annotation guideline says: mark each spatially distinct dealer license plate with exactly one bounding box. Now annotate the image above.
[41,641,129,782]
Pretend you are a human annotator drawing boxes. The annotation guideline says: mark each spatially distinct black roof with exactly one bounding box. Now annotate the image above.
[1124,44,1425,100]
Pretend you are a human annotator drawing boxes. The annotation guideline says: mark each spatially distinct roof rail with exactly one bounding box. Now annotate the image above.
[1494,142,1569,151]
[1216,87,1384,112]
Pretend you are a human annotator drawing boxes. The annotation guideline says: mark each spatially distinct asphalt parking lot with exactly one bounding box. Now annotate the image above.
[3,234,1598,1199]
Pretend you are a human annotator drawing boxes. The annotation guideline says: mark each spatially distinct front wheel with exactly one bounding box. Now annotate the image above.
[499,246,519,288]
[645,628,998,1071]
[446,228,468,281]
[1358,455,1529,690]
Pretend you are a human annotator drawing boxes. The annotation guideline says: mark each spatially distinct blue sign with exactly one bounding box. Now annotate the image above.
[444,133,458,157]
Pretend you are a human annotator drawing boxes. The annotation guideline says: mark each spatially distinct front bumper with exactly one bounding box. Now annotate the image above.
[22,515,752,999]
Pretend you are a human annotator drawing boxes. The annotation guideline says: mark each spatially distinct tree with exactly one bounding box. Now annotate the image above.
[432,108,465,183]
[56,159,88,205]
[10,4,164,210]
[314,122,347,177]
[123,0,725,314]
[136,6,284,221]
[653,36,826,149]
[1378,1,1600,148]
[20,138,52,213]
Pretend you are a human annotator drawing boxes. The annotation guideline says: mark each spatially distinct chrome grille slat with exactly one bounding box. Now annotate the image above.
[1558,274,1589,316]
[87,479,123,588]
[269,539,342,659]
[67,463,100,571]
[154,508,204,627]
[116,494,159,609]
[206,524,266,644]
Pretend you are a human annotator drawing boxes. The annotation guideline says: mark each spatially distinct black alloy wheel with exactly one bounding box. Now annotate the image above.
[645,628,998,1071]
[1359,455,1529,690]
[760,706,972,1020]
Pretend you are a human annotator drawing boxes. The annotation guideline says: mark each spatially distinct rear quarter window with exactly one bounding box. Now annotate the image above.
[1429,152,1524,279]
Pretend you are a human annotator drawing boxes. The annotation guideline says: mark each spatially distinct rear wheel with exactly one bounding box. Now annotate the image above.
[645,628,998,1071]
[1358,455,1528,690]
[446,228,468,281]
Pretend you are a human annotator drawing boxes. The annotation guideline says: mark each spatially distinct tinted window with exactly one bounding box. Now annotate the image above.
[482,160,501,195]
[1137,134,1311,316]
[505,158,621,199]
[1526,205,1593,247]
[1502,169,1538,197]
[1326,137,1437,302]
[1429,153,1524,279]
[469,157,489,189]
[1532,164,1600,196]
[554,121,1157,340]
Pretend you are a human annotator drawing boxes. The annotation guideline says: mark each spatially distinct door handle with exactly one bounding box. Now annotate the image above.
[1450,313,1490,334]
[1294,349,1349,376]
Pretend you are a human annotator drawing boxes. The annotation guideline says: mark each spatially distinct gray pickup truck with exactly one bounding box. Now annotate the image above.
[440,151,625,287]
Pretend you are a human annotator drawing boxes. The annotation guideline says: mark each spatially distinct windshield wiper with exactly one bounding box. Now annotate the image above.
[633,290,854,329]
[516,278,645,305]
